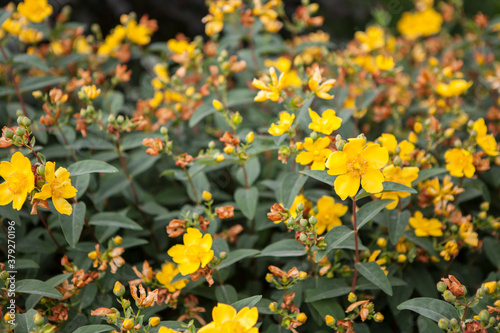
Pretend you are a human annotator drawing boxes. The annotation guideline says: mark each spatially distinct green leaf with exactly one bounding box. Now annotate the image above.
[418,316,443,333]
[13,54,49,72]
[397,297,459,322]
[483,237,500,268]
[413,168,447,185]
[16,279,63,299]
[278,172,308,208]
[89,212,142,230]
[234,187,259,220]
[355,181,417,200]
[355,262,392,295]
[0,10,12,27]
[305,278,351,302]
[359,89,379,109]
[59,202,86,248]
[296,96,315,128]
[216,249,260,270]
[73,325,116,333]
[16,76,67,95]
[0,205,20,226]
[67,160,118,176]
[259,239,306,257]
[315,226,354,262]
[388,210,411,245]
[11,309,38,333]
[301,169,336,186]
[356,199,393,230]
[8,259,39,270]
[403,230,439,257]
[215,285,238,303]
[232,295,263,312]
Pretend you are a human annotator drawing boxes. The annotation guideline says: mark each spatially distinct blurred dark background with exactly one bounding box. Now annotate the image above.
[3,0,500,41]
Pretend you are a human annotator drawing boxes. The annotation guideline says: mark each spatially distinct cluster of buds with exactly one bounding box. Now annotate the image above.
[33,88,69,127]
[166,210,210,238]
[325,293,383,332]
[215,131,253,163]
[0,116,33,149]
[106,113,148,137]
[269,292,307,332]
[29,313,56,333]
[266,266,307,290]
[88,236,125,273]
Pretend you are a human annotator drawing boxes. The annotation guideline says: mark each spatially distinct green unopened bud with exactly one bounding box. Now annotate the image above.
[299,233,308,243]
[113,281,125,297]
[309,216,317,225]
[219,251,227,260]
[438,318,449,330]
[0,271,8,280]
[282,318,291,327]
[4,128,14,139]
[208,141,215,149]
[15,127,26,137]
[108,114,115,123]
[310,132,318,140]
[443,290,456,302]
[454,140,462,148]
[480,202,490,211]
[335,140,346,151]
[489,317,496,326]
[231,112,243,126]
[393,155,402,167]
[17,116,24,126]
[479,309,490,322]
[437,281,447,292]
[116,115,124,124]
[37,165,45,176]
[297,202,305,211]
[160,127,168,135]
[22,117,31,127]
[300,219,308,227]
[34,313,44,326]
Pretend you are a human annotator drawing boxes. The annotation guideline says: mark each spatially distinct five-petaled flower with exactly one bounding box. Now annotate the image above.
[444,148,475,178]
[308,66,336,100]
[167,228,214,276]
[34,162,77,215]
[0,152,35,210]
[296,136,332,170]
[253,67,285,102]
[326,138,388,200]
[312,196,348,235]
[198,303,259,333]
[409,211,443,237]
[308,108,342,135]
[268,112,295,136]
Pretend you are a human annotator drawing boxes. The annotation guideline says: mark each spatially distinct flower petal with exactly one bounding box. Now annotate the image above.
[44,161,55,184]
[53,196,72,215]
[55,167,70,182]
[235,307,259,329]
[296,152,313,166]
[361,144,388,170]
[61,185,77,198]
[12,192,26,210]
[178,261,199,275]
[326,151,347,175]
[0,182,13,206]
[343,138,366,159]
[361,168,384,194]
[213,303,237,325]
[0,161,14,180]
[334,173,360,200]
[33,184,52,200]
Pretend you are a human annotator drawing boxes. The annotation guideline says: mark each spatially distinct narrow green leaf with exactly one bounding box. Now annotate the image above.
[59,202,86,248]
[356,199,393,230]
[305,278,351,302]
[483,237,500,268]
[301,169,336,186]
[397,298,459,322]
[13,54,49,72]
[412,168,447,185]
[15,76,67,95]
[355,181,417,200]
[215,285,238,303]
[296,96,315,128]
[355,262,392,295]
[234,187,259,220]
[16,279,63,299]
[278,172,308,208]
[67,160,118,176]
[90,212,142,230]
[259,239,306,257]
[388,210,411,245]
[73,325,116,333]
[315,226,354,262]
[216,249,260,270]
[232,295,263,312]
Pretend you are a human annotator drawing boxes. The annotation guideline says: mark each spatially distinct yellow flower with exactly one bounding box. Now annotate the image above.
[326,138,388,200]
[126,20,153,45]
[74,36,92,54]
[2,16,26,36]
[308,66,336,100]
[459,222,478,247]
[0,152,35,210]
[33,162,77,215]
[268,112,294,136]
[473,119,499,156]
[289,194,312,217]
[440,240,458,261]
[81,85,101,100]
[156,262,188,292]
[368,249,388,275]
[167,39,195,56]
[17,0,53,23]
[483,281,497,294]
[311,196,348,235]
[397,8,442,40]
[398,140,415,161]
[202,4,224,36]
[423,175,463,204]
[308,108,342,135]
[436,79,472,97]
[264,57,302,87]
[167,228,214,275]
[354,26,384,51]
[253,67,285,102]
[97,25,127,55]
[198,303,259,333]
[159,327,177,333]
[375,55,394,71]
[375,165,419,209]
[18,28,43,43]
[409,211,442,237]
[378,134,397,154]
[444,148,475,178]
[296,137,332,170]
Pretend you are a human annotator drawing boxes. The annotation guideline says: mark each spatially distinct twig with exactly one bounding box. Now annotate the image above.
[351,196,359,293]
[37,212,64,253]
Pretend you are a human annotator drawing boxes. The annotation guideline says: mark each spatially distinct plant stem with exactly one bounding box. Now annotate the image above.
[57,124,78,162]
[0,44,28,118]
[241,163,250,189]
[184,168,200,205]
[351,196,359,293]
[37,212,64,253]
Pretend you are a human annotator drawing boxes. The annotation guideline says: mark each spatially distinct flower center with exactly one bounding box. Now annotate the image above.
[347,154,368,177]
[50,179,64,198]
[7,172,27,194]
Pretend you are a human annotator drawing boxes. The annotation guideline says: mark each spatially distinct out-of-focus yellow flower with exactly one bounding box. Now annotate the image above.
[296,136,331,170]
[368,249,388,275]
[311,196,348,235]
[436,79,472,97]
[473,118,499,156]
[215,153,225,162]
[50,40,64,56]
[17,0,53,23]
[19,28,43,43]
[308,66,336,100]
[440,240,458,261]
[202,4,224,36]
[484,281,497,294]
[289,194,312,217]
[264,57,302,87]
[246,131,255,143]
[98,25,127,55]
[375,55,394,71]
[308,108,342,135]
[33,161,77,215]
[202,191,212,201]
[81,85,101,100]
[253,67,285,102]
[398,140,415,161]
[325,315,335,325]
[378,133,397,154]
[74,36,92,54]
[375,165,419,209]
[126,20,153,45]
[354,26,384,51]
[423,175,463,204]
[167,39,196,56]
[268,112,294,136]
[159,326,176,333]
[167,228,214,275]
[397,8,442,40]
[408,131,418,144]
[409,211,443,237]
[459,222,478,247]
[156,262,188,292]
[326,138,388,200]
[0,152,35,210]
[2,16,26,36]
[444,148,475,178]
[198,303,259,333]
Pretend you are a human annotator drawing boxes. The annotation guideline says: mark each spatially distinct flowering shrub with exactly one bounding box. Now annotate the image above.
[1,0,500,332]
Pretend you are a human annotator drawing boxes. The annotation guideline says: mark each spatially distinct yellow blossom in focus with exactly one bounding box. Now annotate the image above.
[444,148,475,178]
[459,222,478,247]
[378,133,397,154]
[311,196,348,235]
[354,26,384,51]
[397,8,442,40]
[253,67,285,102]
[126,20,153,45]
[398,140,415,161]
[308,66,336,100]
[375,55,394,71]
[198,303,259,333]
[156,262,188,292]
[268,112,294,136]
[167,228,214,275]
[289,194,312,217]
[326,138,388,200]
[440,240,458,261]
[308,109,342,135]
[0,152,35,210]
[296,137,331,170]
[409,211,443,237]
[436,79,472,97]
[375,165,419,209]
[473,118,499,156]
[33,162,78,215]
[17,0,53,23]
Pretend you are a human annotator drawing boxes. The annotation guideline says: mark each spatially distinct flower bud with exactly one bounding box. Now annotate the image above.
[208,141,215,149]
[88,251,97,260]
[246,131,255,143]
[202,191,212,201]
[269,302,278,312]
[219,251,228,260]
[123,318,134,330]
[37,164,45,177]
[224,145,234,154]
[309,216,317,225]
[374,313,384,323]
[212,99,223,111]
[4,313,14,323]
[113,281,125,297]
[297,313,307,323]
[160,127,168,135]
[4,128,14,139]
[310,132,318,140]
[438,318,449,330]
[348,292,357,303]
[450,318,459,330]
[299,233,308,243]
[300,219,308,227]
[15,127,26,137]
[444,128,454,138]
[325,315,335,326]
[480,202,490,211]
[397,254,407,263]
[297,202,305,211]
[376,238,387,248]
[114,236,123,245]
[443,290,456,302]
[0,271,8,280]
[215,153,225,162]
[149,316,161,327]
[231,112,243,125]
[479,309,490,322]
[17,116,24,126]
[299,271,307,279]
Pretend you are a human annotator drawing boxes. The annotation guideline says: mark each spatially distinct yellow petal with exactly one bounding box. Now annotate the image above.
[0,183,13,206]
[12,192,26,210]
[334,173,360,200]
[0,161,14,180]
[61,185,77,198]
[178,261,199,275]
[184,228,202,246]
[33,184,52,200]
[213,303,237,325]
[296,152,313,166]
[200,250,214,268]
[53,196,72,215]
[200,233,213,251]
[55,167,70,182]
[308,108,320,123]
[167,244,186,260]
[361,168,384,194]
[234,307,259,329]
[325,151,347,175]
[11,152,31,173]
[197,323,217,333]
[44,161,55,184]
[361,144,388,170]
[343,138,366,159]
